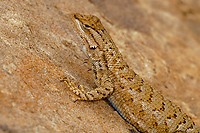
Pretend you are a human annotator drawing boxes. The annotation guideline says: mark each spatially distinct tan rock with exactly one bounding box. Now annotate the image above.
[0,0,199,132]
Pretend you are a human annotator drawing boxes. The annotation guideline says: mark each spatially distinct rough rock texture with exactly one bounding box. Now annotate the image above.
[0,0,199,132]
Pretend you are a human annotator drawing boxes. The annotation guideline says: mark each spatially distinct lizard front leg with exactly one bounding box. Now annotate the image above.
[61,77,114,101]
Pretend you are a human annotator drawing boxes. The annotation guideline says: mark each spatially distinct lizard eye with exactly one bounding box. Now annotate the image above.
[84,24,91,28]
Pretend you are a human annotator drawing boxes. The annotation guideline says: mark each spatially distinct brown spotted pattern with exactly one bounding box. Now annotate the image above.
[63,13,200,133]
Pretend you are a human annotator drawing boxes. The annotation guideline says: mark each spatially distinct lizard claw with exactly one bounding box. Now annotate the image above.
[83,58,89,63]
[60,77,68,82]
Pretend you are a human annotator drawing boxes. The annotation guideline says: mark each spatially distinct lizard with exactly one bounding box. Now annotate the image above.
[62,13,200,133]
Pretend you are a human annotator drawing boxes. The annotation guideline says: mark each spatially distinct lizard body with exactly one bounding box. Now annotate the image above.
[62,13,200,133]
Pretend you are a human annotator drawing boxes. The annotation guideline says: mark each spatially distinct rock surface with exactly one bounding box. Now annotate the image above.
[0,0,200,132]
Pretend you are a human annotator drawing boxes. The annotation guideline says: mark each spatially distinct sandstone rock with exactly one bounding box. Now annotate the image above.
[0,0,199,132]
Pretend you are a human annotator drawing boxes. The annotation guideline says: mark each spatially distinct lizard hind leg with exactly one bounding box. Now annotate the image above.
[61,77,114,101]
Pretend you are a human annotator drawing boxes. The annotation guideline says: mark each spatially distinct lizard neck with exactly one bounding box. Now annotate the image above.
[94,30,140,87]
[99,30,136,77]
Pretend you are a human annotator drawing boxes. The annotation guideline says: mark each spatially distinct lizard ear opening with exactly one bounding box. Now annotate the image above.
[90,45,98,49]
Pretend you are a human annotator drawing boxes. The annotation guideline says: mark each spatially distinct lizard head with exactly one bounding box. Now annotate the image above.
[72,13,105,31]
[70,13,106,61]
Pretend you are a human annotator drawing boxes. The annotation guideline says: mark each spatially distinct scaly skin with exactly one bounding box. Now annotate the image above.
[62,13,200,133]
